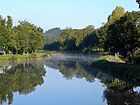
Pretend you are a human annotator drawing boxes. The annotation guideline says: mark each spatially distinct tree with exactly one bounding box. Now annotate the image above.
[75,25,95,49]
[0,16,14,54]
[106,6,125,26]
[44,27,63,44]
[13,21,45,54]
[0,16,6,52]
[137,0,140,8]
[58,28,76,51]
[105,11,140,63]
[79,31,99,52]
[6,16,15,53]
[96,26,107,49]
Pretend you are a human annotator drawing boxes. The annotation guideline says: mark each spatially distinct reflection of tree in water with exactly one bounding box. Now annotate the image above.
[46,61,140,105]
[46,61,97,82]
[99,74,140,105]
[103,80,140,105]
[0,63,46,105]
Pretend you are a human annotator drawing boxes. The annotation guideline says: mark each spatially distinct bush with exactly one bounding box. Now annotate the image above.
[41,52,52,58]
[45,52,52,56]
[30,52,37,58]
[9,55,18,61]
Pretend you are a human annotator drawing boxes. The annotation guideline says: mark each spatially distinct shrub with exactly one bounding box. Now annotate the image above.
[30,52,37,58]
[41,52,52,58]
[9,55,18,61]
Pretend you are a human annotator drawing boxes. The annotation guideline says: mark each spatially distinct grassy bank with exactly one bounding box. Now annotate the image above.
[0,51,52,62]
[92,60,140,85]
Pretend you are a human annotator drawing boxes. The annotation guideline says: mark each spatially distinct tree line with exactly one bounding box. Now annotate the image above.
[0,16,45,54]
[44,6,140,63]
[44,25,98,52]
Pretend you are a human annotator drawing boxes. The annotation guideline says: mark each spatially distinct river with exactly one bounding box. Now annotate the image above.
[0,53,140,105]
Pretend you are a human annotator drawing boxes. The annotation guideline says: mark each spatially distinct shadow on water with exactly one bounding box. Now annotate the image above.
[0,62,46,105]
[45,60,140,105]
[92,60,140,86]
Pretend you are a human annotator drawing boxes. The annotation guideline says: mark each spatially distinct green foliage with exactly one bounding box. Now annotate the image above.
[0,63,46,104]
[30,52,37,58]
[46,61,95,82]
[14,20,45,54]
[0,15,45,55]
[44,27,63,44]
[41,52,52,58]
[92,60,140,82]
[96,26,107,49]
[55,25,98,52]
[105,11,140,62]
[44,41,60,51]
[8,55,18,61]
[44,6,140,64]
[106,6,125,26]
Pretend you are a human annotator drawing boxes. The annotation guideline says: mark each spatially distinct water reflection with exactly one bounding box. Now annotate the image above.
[45,61,98,82]
[103,82,140,105]
[0,60,139,105]
[45,61,140,105]
[0,62,46,105]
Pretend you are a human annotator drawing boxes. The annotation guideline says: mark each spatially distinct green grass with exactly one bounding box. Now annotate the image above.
[0,51,52,62]
[93,51,110,55]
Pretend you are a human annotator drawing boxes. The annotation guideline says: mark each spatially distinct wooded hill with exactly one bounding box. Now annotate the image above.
[44,28,63,44]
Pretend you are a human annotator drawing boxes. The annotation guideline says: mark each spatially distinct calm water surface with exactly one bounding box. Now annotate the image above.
[0,60,139,105]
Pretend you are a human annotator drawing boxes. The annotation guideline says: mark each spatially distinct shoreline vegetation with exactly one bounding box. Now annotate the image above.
[0,51,53,62]
[92,54,140,85]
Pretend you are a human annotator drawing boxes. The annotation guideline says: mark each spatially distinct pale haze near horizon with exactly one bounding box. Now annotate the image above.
[0,0,139,31]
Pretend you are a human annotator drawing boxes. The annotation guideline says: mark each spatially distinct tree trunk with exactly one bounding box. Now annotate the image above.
[131,52,134,64]
[23,50,25,54]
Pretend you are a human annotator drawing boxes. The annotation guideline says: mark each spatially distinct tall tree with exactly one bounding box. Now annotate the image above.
[107,6,125,26]
[105,11,140,63]
[0,16,14,53]
[6,16,15,53]
[13,20,45,54]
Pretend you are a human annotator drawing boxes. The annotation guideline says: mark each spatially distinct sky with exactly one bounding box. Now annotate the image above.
[0,0,139,31]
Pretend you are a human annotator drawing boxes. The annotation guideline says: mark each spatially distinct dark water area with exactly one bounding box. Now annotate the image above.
[0,58,140,105]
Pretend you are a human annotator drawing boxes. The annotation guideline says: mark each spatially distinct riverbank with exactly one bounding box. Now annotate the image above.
[98,55,125,63]
[0,52,52,62]
[92,59,140,85]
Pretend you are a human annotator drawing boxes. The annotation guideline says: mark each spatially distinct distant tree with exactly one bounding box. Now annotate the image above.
[79,31,99,52]
[75,25,95,49]
[44,27,63,44]
[58,28,76,51]
[96,26,107,49]
[57,25,95,52]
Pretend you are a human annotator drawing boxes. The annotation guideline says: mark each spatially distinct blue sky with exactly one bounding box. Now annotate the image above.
[0,0,139,31]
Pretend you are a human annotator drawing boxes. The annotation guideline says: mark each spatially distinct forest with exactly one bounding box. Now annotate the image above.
[44,6,140,63]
